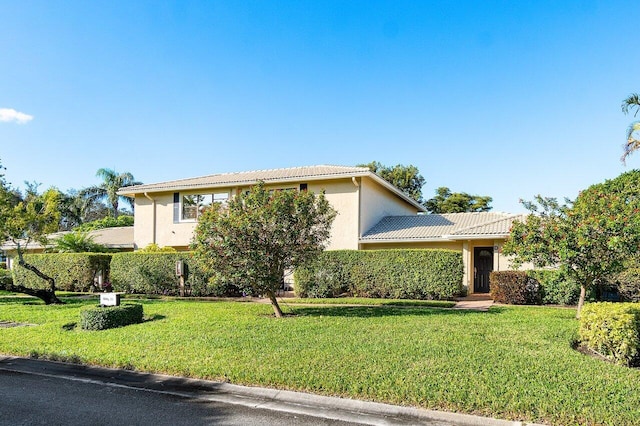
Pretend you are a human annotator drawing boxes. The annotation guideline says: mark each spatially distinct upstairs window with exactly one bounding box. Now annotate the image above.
[181,192,229,221]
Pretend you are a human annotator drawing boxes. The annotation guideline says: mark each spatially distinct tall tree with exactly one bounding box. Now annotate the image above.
[81,168,141,218]
[0,163,63,304]
[503,170,640,318]
[192,182,336,317]
[358,161,425,204]
[425,187,492,213]
[621,93,640,164]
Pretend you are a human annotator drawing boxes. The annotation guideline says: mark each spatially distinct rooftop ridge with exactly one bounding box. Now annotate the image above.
[449,213,526,235]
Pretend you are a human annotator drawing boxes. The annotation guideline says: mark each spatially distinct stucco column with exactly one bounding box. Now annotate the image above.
[462,241,470,293]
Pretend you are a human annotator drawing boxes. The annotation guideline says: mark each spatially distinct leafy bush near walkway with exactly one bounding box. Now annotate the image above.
[11,253,112,292]
[490,270,581,305]
[579,302,640,366]
[294,249,463,300]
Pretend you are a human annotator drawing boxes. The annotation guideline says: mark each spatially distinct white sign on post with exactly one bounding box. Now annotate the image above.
[100,293,120,306]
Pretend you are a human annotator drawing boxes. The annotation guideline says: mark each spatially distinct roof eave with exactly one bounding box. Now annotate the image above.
[442,234,510,240]
[359,237,455,244]
[117,171,373,197]
[365,173,427,212]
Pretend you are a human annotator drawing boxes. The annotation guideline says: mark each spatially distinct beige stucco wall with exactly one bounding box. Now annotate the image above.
[132,178,362,251]
[359,176,419,237]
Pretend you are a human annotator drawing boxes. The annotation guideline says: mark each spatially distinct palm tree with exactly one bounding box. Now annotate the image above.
[621,93,640,164]
[81,168,141,218]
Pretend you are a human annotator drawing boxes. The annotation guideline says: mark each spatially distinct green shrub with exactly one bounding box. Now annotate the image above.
[579,302,640,366]
[490,271,541,305]
[612,268,640,302]
[294,249,463,300]
[110,252,222,296]
[527,269,581,305]
[75,216,134,231]
[0,269,12,289]
[80,304,144,330]
[0,261,6,270]
[11,253,112,292]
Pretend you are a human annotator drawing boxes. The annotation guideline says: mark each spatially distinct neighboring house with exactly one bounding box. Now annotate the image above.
[0,227,134,269]
[118,164,525,295]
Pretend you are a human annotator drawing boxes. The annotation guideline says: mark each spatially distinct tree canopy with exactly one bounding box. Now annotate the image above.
[503,169,640,317]
[358,161,426,204]
[192,182,336,317]
[0,161,64,303]
[424,187,493,213]
[81,168,141,218]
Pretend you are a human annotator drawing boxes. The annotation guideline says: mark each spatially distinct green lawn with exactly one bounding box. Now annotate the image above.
[0,296,638,425]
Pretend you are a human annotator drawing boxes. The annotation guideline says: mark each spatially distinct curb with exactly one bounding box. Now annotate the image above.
[0,356,544,426]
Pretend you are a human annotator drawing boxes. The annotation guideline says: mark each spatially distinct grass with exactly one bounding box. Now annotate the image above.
[0,297,638,425]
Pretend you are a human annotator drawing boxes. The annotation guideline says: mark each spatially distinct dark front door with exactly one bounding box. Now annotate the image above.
[473,247,494,293]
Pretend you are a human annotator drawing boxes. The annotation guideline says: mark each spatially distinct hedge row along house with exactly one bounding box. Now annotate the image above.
[114,165,525,295]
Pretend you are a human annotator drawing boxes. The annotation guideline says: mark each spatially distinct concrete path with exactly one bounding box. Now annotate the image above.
[0,356,542,426]
[452,296,494,311]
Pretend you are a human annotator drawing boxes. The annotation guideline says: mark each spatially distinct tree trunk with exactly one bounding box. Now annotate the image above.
[4,282,63,305]
[14,249,64,305]
[576,284,587,319]
[267,291,284,318]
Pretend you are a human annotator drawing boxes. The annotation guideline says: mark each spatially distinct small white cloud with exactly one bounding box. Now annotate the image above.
[0,108,34,124]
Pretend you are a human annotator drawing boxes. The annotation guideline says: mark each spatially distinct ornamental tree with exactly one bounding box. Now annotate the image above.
[191,182,336,317]
[503,170,640,317]
[0,165,63,304]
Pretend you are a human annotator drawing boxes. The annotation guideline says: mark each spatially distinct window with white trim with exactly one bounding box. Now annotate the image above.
[181,192,229,221]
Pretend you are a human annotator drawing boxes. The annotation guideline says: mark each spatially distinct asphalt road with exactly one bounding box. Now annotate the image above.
[0,369,354,426]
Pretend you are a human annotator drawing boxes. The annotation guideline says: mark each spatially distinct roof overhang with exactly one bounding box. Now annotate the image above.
[359,237,456,244]
[442,234,509,240]
[118,170,427,212]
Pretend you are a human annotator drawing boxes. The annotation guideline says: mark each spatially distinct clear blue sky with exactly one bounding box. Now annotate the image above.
[1,1,638,213]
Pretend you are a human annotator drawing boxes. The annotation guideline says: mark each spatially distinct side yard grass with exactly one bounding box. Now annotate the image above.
[0,297,638,425]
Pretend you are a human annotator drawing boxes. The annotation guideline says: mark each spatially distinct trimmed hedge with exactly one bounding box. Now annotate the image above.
[579,302,640,366]
[489,271,541,305]
[11,253,112,292]
[294,249,463,300]
[490,270,580,305]
[80,304,144,330]
[110,252,228,296]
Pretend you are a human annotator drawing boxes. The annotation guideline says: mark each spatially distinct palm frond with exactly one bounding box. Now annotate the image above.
[621,121,640,164]
[622,93,640,116]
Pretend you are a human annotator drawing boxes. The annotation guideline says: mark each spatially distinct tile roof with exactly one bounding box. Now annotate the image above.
[360,212,526,242]
[118,165,372,195]
[0,227,134,251]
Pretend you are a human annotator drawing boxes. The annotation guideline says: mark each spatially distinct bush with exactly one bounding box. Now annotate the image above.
[0,269,12,289]
[110,252,227,296]
[527,269,581,305]
[490,271,541,305]
[80,304,144,330]
[75,216,134,231]
[579,302,640,366]
[612,268,640,302]
[11,253,112,292]
[294,249,463,300]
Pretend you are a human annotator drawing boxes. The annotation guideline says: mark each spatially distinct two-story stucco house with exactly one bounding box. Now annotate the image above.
[118,164,524,295]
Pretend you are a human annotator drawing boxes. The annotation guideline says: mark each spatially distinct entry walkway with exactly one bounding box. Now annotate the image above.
[452,294,494,311]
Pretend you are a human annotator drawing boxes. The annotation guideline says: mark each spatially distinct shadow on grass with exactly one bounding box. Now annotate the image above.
[144,314,166,322]
[285,305,507,318]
